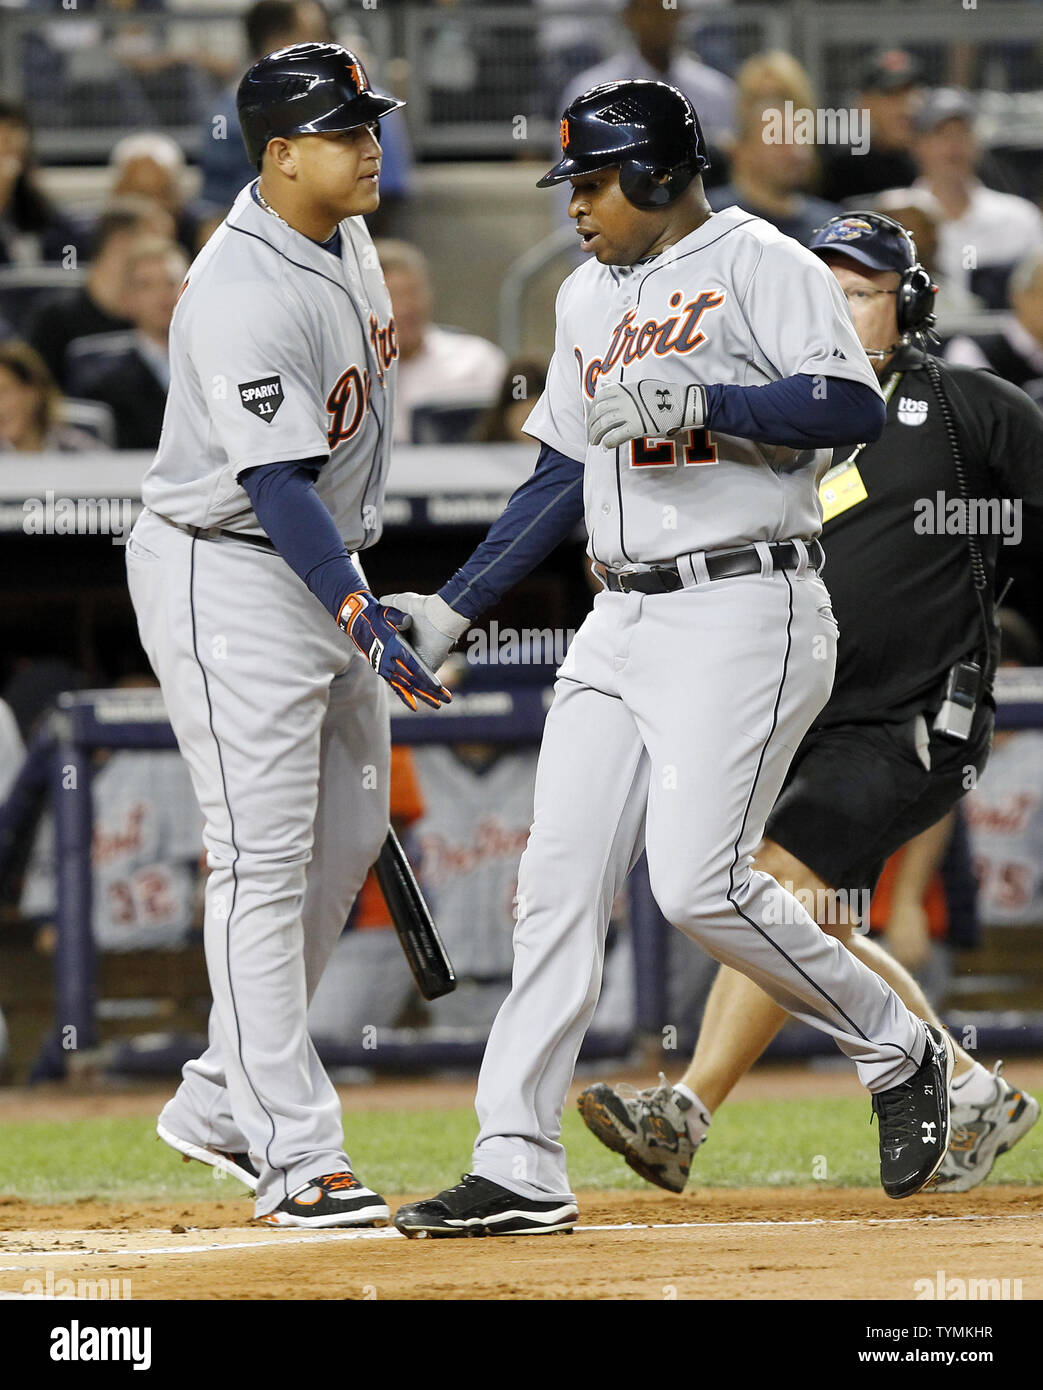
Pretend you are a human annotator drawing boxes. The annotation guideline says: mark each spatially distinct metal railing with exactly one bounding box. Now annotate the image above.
[1,5,1041,163]
[0,6,393,163]
[402,3,789,156]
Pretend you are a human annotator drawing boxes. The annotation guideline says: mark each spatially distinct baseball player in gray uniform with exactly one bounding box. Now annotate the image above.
[126,43,449,1228]
[391,81,955,1238]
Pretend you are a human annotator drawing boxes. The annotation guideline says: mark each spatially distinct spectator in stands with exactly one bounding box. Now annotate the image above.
[873,187,984,318]
[912,88,1043,310]
[81,238,187,450]
[473,359,547,444]
[945,250,1043,408]
[110,133,201,260]
[734,49,816,116]
[708,55,842,244]
[820,49,924,207]
[25,198,174,392]
[963,610,1043,927]
[377,239,507,445]
[559,0,736,156]
[0,101,82,268]
[535,0,609,118]
[197,0,334,213]
[0,342,98,453]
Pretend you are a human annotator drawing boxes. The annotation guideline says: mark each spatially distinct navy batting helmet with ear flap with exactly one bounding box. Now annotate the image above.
[808,211,938,338]
[538,79,710,210]
[237,42,404,169]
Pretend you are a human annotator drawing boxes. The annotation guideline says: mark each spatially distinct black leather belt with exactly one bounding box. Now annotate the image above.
[154,511,277,553]
[599,539,824,595]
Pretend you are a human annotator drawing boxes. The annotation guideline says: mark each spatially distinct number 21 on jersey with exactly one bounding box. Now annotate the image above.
[631,427,718,468]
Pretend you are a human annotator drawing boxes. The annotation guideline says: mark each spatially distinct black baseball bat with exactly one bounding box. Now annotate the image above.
[373,827,456,1000]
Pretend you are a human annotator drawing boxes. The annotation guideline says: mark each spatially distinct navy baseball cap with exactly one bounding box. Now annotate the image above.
[859,48,923,93]
[808,213,917,273]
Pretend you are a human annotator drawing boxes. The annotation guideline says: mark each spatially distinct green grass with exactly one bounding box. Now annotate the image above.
[2,1093,1040,1203]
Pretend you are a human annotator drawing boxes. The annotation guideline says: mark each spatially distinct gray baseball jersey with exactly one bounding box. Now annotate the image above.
[128,177,398,1218]
[463,207,928,1204]
[141,183,397,548]
[523,206,883,566]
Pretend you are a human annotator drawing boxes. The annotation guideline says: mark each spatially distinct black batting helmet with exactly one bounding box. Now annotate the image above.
[808,211,937,338]
[537,79,710,210]
[237,42,405,169]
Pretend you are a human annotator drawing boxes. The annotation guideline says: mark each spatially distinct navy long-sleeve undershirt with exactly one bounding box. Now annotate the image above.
[703,374,886,449]
[239,460,364,619]
[237,373,884,625]
[440,374,884,621]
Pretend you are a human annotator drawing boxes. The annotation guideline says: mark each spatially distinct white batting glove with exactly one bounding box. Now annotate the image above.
[378,592,470,672]
[588,378,707,450]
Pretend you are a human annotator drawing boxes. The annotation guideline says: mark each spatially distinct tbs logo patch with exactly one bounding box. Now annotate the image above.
[897,396,928,426]
[239,375,284,422]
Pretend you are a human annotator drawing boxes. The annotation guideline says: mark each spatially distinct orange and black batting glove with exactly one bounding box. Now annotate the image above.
[338,589,452,711]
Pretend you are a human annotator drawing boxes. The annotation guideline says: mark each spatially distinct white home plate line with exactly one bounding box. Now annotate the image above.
[0,1208,1038,1270]
[581,1212,1042,1232]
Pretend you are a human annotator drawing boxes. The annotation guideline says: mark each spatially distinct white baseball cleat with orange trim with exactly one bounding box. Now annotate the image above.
[259,1171,390,1228]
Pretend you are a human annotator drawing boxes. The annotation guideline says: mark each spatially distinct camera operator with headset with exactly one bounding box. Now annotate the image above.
[580,212,1043,1197]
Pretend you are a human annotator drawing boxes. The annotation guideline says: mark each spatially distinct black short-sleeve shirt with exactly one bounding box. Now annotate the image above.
[816,346,1043,728]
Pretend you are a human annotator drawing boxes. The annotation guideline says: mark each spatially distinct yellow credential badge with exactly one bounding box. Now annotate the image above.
[818,460,868,523]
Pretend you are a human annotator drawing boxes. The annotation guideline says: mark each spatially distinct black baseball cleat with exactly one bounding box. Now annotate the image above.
[873,1024,955,1199]
[259,1172,390,1228]
[157,1122,259,1191]
[394,1174,578,1238]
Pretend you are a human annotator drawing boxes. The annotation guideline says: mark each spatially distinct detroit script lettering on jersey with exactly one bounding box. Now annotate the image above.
[327,313,397,448]
[576,289,725,398]
[142,183,398,549]
[523,205,884,567]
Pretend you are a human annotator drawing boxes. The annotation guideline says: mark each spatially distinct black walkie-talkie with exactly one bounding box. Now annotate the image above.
[933,659,981,741]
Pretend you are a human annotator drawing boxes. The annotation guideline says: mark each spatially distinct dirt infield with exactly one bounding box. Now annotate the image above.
[1,1188,1040,1300]
[2,1065,1042,1300]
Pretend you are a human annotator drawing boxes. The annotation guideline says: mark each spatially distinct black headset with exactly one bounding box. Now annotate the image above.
[814,210,938,339]
[867,211,938,338]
